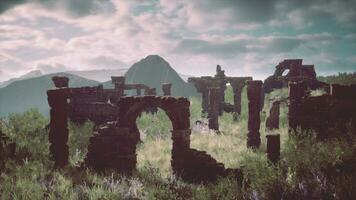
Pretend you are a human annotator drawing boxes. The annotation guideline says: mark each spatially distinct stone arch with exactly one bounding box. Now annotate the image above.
[117,96,190,130]
[117,96,191,151]
[275,64,291,77]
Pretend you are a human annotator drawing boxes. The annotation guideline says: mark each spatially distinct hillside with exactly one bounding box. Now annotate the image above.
[0,70,43,88]
[0,73,99,117]
[67,68,128,82]
[123,55,197,97]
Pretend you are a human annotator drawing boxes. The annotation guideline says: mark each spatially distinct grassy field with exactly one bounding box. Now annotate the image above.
[0,86,355,199]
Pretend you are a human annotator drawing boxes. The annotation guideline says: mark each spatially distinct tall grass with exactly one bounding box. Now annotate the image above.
[0,87,355,199]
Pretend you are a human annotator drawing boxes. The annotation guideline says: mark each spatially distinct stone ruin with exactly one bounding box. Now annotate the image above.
[288,81,356,139]
[263,59,327,93]
[46,62,356,182]
[247,80,263,148]
[50,76,172,125]
[265,100,280,130]
[47,78,239,182]
[188,65,252,131]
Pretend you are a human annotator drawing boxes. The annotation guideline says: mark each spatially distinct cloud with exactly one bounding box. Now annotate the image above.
[0,0,115,16]
[86,56,127,69]
[35,63,70,74]
[0,0,355,83]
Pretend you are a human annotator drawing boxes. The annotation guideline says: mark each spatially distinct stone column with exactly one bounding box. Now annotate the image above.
[201,89,209,115]
[111,76,125,97]
[229,77,252,120]
[136,88,141,96]
[247,80,263,148]
[266,134,280,163]
[288,81,308,132]
[162,83,172,96]
[266,101,280,130]
[171,129,191,157]
[230,81,245,121]
[208,87,220,131]
[47,88,70,168]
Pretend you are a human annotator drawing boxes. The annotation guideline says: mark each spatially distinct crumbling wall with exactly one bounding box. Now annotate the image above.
[289,82,356,138]
[264,59,326,93]
[48,78,238,182]
[68,95,229,181]
[266,100,280,130]
[85,125,137,174]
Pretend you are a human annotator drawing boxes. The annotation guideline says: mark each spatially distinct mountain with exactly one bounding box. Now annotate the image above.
[0,70,43,88]
[67,68,128,82]
[0,73,99,117]
[123,55,197,97]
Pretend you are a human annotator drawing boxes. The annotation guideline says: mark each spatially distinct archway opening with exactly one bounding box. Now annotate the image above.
[224,83,234,105]
[135,108,173,177]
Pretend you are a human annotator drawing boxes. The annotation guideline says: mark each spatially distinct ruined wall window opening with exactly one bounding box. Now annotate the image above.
[282,69,290,77]
[224,83,234,105]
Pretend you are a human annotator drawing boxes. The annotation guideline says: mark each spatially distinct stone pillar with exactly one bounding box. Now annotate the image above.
[171,129,191,157]
[247,80,263,148]
[52,76,69,88]
[288,81,308,132]
[136,88,141,96]
[201,89,209,115]
[47,88,69,168]
[162,83,172,96]
[111,76,125,97]
[229,77,252,120]
[214,65,227,115]
[147,88,156,95]
[230,81,245,121]
[208,87,220,131]
[266,134,280,163]
[266,101,280,130]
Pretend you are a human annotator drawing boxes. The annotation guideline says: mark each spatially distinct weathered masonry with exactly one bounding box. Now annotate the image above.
[264,59,327,93]
[288,82,356,139]
[188,65,252,131]
[47,78,236,182]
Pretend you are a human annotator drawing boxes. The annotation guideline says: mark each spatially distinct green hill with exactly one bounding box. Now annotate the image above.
[0,73,99,117]
[124,55,197,97]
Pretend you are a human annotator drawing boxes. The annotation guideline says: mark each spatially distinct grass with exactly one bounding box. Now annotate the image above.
[0,86,355,199]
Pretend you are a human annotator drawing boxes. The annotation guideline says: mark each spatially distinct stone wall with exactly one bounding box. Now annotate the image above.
[264,59,327,93]
[288,82,356,139]
[47,78,241,182]
[85,124,136,174]
[266,100,280,130]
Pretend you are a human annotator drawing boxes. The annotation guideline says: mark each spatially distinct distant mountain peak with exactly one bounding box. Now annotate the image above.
[0,69,43,88]
[124,55,197,97]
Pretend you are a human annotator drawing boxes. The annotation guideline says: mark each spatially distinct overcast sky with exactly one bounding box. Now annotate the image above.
[0,0,355,82]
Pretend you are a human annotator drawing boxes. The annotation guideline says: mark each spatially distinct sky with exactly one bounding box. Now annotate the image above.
[0,0,355,82]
